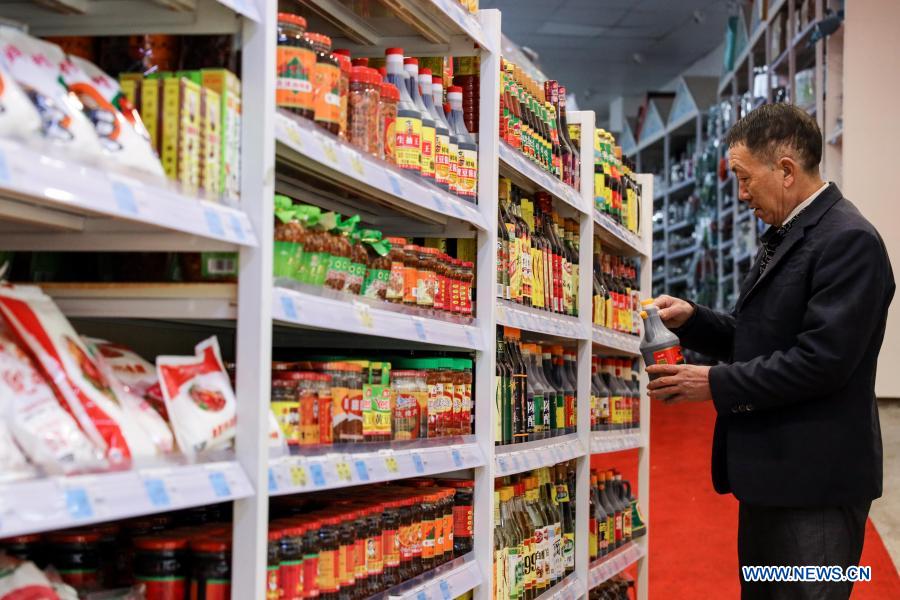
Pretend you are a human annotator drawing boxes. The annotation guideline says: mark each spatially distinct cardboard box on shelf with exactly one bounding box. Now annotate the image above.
[201,68,242,202]
[200,87,222,198]
[160,76,201,195]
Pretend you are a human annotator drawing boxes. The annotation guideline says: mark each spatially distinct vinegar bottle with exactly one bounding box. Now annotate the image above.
[639,301,685,380]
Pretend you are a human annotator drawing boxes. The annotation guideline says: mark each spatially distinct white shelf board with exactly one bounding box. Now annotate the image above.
[667,219,695,233]
[591,326,641,356]
[268,440,484,496]
[494,433,585,477]
[0,458,252,537]
[590,430,644,454]
[593,210,646,257]
[666,177,696,197]
[371,552,482,600]
[0,139,256,251]
[588,540,647,590]
[276,112,486,232]
[498,141,585,214]
[668,245,699,260]
[534,571,585,600]
[495,298,586,340]
[40,283,237,320]
[274,285,484,350]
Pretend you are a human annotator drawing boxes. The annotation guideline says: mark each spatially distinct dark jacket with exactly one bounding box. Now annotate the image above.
[677,183,894,507]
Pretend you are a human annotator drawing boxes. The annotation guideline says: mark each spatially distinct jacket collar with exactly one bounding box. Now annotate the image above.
[736,183,842,312]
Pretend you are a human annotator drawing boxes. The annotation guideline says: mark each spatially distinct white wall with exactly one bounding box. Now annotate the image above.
[844,0,900,397]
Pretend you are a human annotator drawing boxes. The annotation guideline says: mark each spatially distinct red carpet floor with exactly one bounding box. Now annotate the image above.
[639,400,900,598]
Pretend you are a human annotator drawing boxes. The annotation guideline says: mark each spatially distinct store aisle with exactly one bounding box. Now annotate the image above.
[649,400,900,598]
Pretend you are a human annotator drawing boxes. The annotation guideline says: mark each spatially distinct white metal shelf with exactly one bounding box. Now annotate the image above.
[593,210,646,257]
[494,433,585,477]
[0,458,252,537]
[498,141,585,214]
[590,430,644,454]
[269,440,484,496]
[665,177,696,197]
[275,112,486,232]
[0,139,257,252]
[495,298,586,340]
[371,553,482,600]
[587,540,647,590]
[534,571,585,600]
[274,285,485,350]
[591,326,641,356]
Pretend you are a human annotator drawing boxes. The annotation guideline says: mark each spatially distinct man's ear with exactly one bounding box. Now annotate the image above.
[778,156,796,188]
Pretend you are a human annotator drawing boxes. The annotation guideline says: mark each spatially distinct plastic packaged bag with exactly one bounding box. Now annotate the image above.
[0,555,61,599]
[83,337,175,455]
[0,327,103,475]
[86,337,167,418]
[0,60,42,140]
[58,55,165,178]
[0,27,104,158]
[0,285,157,465]
[0,420,34,483]
[156,336,236,457]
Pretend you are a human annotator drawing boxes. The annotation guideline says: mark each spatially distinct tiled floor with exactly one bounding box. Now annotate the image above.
[871,399,900,568]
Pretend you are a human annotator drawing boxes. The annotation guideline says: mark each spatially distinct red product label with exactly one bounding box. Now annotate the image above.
[652,346,684,366]
[158,344,223,398]
[266,566,280,599]
[383,528,400,567]
[59,570,99,590]
[190,579,231,600]
[280,560,303,600]
[137,576,186,600]
[302,555,319,598]
[453,505,473,538]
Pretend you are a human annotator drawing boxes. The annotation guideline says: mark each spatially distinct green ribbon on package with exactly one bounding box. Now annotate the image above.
[358,229,392,257]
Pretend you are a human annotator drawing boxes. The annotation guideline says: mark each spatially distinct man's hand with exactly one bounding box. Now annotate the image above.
[647,364,712,403]
[653,295,695,330]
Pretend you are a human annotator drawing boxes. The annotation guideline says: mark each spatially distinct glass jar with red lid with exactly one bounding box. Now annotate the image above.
[190,536,231,600]
[337,511,357,600]
[363,504,384,595]
[461,260,475,315]
[408,496,424,576]
[47,530,102,593]
[0,533,44,566]
[317,515,342,600]
[385,237,408,303]
[415,247,438,309]
[133,534,189,600]
[402,244,420,306]
[278,521,306,600]
[380,500,401,589]
[350,509,369,599]
[276,13,315,119]
[266,529,283,600]
[379,82,399,162]
[302,518,322,600]
[306,33,341,135]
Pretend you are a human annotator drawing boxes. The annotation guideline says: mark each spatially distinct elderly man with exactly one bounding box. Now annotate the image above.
[647,103,894,599]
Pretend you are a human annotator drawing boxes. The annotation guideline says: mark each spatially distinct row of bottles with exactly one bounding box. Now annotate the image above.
[384,48,478,201]
[495,328,577,446]
[592,248,641,335]
[591,357,641,432]
[588,576,634,600]
[499,59,580,190]
[493,463,577,600]
[497,179,580,316]
[588,470,645,562]
[594,130,640,235]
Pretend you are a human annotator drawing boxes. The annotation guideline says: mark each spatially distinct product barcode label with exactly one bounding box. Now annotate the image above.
[412,453,425,473]
[208,472,231,497]
[451,449,463,468]
[335,461,352,482]
[309,463,326,487]
[355,460,369,481]
[204,208,226,237]
[268,469,278,493]
[112,181,138,216]
[144,478,171,507]
[385,456,399,473]
[65,487,93,519]
[290,465,307,487]
[229,214,246,242]
[439,579,451,600]
[281,296,298,320]
[0,150,10,184]
[206,257,236,275]
[387,174,404,196]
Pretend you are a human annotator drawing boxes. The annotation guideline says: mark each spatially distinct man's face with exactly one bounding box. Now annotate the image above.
[729,143,789,225]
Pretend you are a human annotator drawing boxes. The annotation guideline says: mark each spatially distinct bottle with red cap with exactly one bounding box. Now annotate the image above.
[432,76,460,197]
[383,48,422,175]
[403,58,435,184]
[420,68,451,192]
[447,86,478,202]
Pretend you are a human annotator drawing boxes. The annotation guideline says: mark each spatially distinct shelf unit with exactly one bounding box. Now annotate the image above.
[0,3,653,600]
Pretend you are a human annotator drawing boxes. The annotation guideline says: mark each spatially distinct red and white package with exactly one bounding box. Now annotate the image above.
[156,336,236,457]
[0,555,60,600]
[85,337,167,419]
[0,60,42,140]
[83,337,175,455]
[0,285,157,465]
[0,328,103,475]
[0,420,33,483]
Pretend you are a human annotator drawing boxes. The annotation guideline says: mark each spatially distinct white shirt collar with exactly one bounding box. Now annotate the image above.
[782,182,829,226]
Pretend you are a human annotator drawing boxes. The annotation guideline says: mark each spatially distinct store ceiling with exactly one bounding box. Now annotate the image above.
[480,0,732,121]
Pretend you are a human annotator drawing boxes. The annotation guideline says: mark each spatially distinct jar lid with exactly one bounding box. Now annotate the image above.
[385,236,407,245]
[385,47,405,56]
[268,529,283,542]
[191,537,231,553]
[47,530,102,544]
[390,370,420,377]
[316,373,333,382]
[403,57,418,65]
[134,535,188,551]
[333,48,351,57]
[448,85,463,94]
[432,76,443,85]
[322,514,343,526]
[277,13,307,28]
[304,32,332,47]
[1,533,41,544]
[380,81,399,100]
[336,53,352,72]
[352,57,369,67]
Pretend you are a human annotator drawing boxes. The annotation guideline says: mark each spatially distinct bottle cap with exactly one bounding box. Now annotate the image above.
[640,310,648,319]
[640,298,654,307]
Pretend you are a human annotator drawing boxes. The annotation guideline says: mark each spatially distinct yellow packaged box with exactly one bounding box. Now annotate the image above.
[139,77,160,153]
[201,68,242,202]
[200,87,221,198]
[160,76,201,194]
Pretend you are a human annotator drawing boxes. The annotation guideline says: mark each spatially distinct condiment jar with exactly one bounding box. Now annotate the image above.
[46,530,102,593]
[379,82,399,162]
[276,14,315,119]
[190,536,232,600]
[334,52,352,140]
[385,236,408,303]
[133,534,189,600]
[267,529,283,599]
[349,66,381,156]
[306,33,341,135]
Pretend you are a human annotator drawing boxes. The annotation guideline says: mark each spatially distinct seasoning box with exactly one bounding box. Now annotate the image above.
[362,384,393,441]
[201,68,242,202]
[200,86,222,198]
[139,76,161,153]
[160,76,201,194]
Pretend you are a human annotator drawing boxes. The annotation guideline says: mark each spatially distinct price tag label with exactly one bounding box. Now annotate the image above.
[521,452,531,469]
[281,295,298,321]
[417,591,428,600]
[322,140,340,165]
[309,463,326,487]
[144,478,171,507]
[451,449,463,468]
[412,453,425,473]
[413,318,427,341]
[112,181,138,216]
[511,454,521,471]
[497,456,508,473]
[439,579,451,600]
[0,149,10,184]
[208,471,231,498]
[335,461,353,482]
[349,152,365,177]
[268,469,278,493]
[205,208,226,237]
[431,194,446,213]
[290,465,308,487]
[65,487,93,519]
[229,214,246,242]
[354,302,374,329]
[384,456,399,473]
[387,173,404,197]
[286,124,303,147]
[355,460,370,481]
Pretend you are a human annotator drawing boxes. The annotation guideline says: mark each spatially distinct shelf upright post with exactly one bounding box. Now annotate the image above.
[570,110,596,599]
[662,134,671,289]
[474,9,501,600]
[232,1,277,596]
[635,172,654,600]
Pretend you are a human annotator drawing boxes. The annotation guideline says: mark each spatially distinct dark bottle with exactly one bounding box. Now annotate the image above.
[381,502,401,588]
[562,349,578,434]
[505,327,529,445]
[540,345,562,437]
[554,465,575,575]
[557,86,581,191]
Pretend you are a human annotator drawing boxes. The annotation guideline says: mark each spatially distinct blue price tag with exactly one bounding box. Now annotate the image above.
[498,457,508,473]
[204,208,226,237]
[451,449,463,468]
[268,468,278,492]
[387,174,403,196]
[0,150,11,184]
[412,453,425,473]
[229,214,245,242]
[65,487,93,519]
[512,454,521,470]
[355,460,369,482]
[417,591,427,600]
[209,471,231,498]
[432,194,446,213]
[413,320,427,341]
[440,580,451,600]
[112,181,138,215]
[280,296,298,321]
[144,478,171,507]
[309,463,326,487]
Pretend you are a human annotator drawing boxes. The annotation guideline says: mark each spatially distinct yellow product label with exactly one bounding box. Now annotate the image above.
[593,294,603,325]
[362,384,393,437]
[434,130,452,187]
[494,548,508,600]
[276,45,315,111]
[420,122,436,179]
[507,226,521,301]
[605,297,615,330]
[610,395,624,425]
[313,61,341,125]
[200,87,221,197]
[395,111,422,172]
[530,247,544,309]
[459,145,478,199]
[448,139,459,191]
[140,78,160,152]
[270,400,298,443]
[521,199,534,231]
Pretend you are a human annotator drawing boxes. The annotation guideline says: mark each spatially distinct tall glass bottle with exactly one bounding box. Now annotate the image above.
[431,76,459,197]
[447,86,478,202]
[384,48,422,175]
[500,486,523,600]
[540,345,563,437]
[420,69,451,192]
[505,328,528,445]
[521,344,540,442]
[496,332,512,446]
[523,478,547,595]
[558,86,580,190]
[403,58,435,184]
[554,465,575,575]
[494,489,509,600]
[563,349,578,433]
